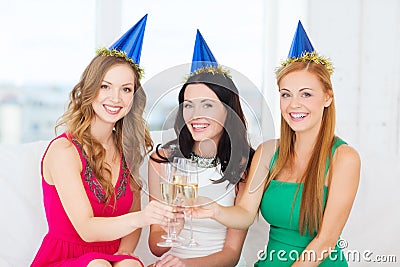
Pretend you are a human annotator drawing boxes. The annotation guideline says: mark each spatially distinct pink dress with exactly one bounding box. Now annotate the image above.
[31,133,143,267]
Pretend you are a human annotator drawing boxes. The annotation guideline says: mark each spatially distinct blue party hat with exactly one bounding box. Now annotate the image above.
[190,30,218,73]
[278,20,334,74]
[288,20,314,58]
[109,14,147,65]
[184,30,233,89]
[185,30,231,82]
[97,14,147,78]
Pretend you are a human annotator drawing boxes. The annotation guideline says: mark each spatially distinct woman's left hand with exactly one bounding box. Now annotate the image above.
[154,255,187,267]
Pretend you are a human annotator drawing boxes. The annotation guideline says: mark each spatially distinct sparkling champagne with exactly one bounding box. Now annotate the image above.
[177,184,198,206]
[172,175,185,184]
[160,183,176,204]
[173,175,185,203]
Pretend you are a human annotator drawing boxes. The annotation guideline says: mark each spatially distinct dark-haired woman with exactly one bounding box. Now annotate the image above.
[148,70,255,267]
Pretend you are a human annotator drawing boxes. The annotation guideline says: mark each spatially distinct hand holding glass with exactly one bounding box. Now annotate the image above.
[173,157,199,248]
[157,163,181,247]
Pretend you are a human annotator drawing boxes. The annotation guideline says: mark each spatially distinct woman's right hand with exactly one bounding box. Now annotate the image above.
[190,196,219,219]
[159,209,185,235]
[138,200,175,227]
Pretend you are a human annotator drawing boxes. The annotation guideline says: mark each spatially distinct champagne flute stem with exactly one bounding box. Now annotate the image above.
[171,212,177,240]
[166,217,171,239]
[189,208,194,241]
[186,207,198,247]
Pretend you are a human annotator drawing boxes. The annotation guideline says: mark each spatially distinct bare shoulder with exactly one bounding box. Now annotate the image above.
[331,144,361,185]
[255,139,279,165]
[334,144,361,166]
[44,137,81,170]
[259,139,279,151]
[248,139,278,177]
[43,137,82,185]
[244,139,278,194]
[46,137,77,158]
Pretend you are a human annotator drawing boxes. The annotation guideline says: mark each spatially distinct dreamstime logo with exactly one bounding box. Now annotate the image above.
[336,238,348,249]
[257,238,398,264]
[122,63,275,204]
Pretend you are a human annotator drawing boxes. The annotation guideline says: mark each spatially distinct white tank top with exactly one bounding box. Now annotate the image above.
[169,164,246,266]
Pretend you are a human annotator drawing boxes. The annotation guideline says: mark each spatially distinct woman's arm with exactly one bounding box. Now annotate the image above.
[193,140,276,229]
[44,138,173,243]
[116,183,142,255]
[293,145,361,266]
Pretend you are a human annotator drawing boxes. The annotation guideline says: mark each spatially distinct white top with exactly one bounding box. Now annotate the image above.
[169,164,246,267]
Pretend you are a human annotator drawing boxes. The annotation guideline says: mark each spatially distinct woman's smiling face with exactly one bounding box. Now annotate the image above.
[279,70,332,134]
[91,63,135,126]
[182,83,227,144]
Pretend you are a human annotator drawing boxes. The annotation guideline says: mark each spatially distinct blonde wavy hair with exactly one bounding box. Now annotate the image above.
[56,55,153,207]
[268,61,336,235]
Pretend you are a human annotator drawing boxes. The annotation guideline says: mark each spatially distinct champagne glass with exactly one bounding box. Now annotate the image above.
[173,157,199,248]
[157,163,180,247]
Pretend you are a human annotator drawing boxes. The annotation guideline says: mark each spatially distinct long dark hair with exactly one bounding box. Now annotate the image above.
[152,71,254,185]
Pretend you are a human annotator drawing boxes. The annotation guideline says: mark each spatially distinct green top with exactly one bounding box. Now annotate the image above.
[259,137,347,248]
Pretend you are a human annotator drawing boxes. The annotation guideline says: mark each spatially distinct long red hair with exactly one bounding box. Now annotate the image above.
[267,61,336,235]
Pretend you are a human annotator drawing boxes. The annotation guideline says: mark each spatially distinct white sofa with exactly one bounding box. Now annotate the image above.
[0,130,268,266]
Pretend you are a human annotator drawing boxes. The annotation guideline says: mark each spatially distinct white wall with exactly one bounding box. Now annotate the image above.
[95,0,122,47]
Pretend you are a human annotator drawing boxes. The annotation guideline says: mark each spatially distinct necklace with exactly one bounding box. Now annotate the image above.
[190,152,220,168]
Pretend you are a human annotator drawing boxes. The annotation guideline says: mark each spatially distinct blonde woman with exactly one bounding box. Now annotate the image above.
[32,15,174,267]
